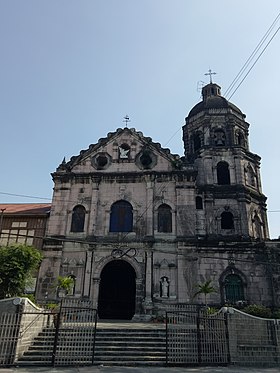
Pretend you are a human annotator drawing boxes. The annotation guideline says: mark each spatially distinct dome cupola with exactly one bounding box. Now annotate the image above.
[187,82,245,119]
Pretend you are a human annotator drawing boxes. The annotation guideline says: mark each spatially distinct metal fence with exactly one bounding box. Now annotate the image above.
[166,308,229,366]
[53,299,97,366]
[0,299,97,367]
[0,313,21,366]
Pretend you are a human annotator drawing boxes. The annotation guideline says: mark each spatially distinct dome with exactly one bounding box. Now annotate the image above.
[188,83,244,118]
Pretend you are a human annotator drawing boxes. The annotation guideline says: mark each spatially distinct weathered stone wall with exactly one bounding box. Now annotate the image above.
[226,307,280,366]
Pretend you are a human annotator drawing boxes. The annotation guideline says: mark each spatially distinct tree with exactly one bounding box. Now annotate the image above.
[194,280,217,306]
[0,244,42,299]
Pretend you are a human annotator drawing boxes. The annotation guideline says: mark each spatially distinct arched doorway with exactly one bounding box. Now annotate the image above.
[98,260,136,320]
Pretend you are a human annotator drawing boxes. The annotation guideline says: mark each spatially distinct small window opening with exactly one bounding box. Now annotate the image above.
[221,211,234,229]
[193,133,201,152]
[217,162,230,185]
[196,196,203,210]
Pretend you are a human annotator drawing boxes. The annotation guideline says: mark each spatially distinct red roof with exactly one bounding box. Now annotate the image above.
[0,204,51,215]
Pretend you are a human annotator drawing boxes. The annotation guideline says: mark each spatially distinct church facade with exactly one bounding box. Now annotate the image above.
[36,82,279,319]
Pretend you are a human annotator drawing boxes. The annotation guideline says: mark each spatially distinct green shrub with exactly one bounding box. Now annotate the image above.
[272,309,280,319]
[45,302,59,311]
[20,293,36,304]
[242,304,272,318]
[207,307,219,315]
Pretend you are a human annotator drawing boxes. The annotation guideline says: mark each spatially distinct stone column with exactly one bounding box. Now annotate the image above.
[145,251,152,301]
[91,277,100,310]
[83,250,93,297]
[146,178,154,236]
[177,248,186,302]
[142,251,153,319]
[88,178,100,235]
[133,278,144,321]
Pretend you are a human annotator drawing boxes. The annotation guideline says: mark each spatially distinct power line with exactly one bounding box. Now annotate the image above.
[224,12,280,99]
[1,231,279,267]
[0,191,51,201]
[1,13,280,231]
[227,25,280,101]
[1,190,280,214]
[165,11,280,149]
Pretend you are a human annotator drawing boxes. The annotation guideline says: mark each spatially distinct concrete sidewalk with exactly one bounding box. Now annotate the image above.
[0,366,280,373]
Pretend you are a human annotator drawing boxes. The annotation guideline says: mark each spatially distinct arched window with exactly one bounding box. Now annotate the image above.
[247,166,256,187]
[221,211,234,229]
[217,161,230,185]
[158,204,172,232]
[195,196,203,210]
[193,133,202,152]
[70,205,86,232]
[109,200,133,232]
[236,131,245,147]
[224,274,245,303]
[253,214,262,239]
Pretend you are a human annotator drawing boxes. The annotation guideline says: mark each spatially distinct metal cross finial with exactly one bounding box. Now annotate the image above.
[123,115,130,127]
[204,69,217,83]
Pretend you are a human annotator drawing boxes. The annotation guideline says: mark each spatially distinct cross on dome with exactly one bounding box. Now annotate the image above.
[204,69,217,83]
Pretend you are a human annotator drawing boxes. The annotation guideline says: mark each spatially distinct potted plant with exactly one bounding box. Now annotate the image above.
[56,276,74,298]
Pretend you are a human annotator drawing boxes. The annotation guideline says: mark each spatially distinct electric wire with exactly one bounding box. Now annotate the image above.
[224,11,280,99]
[1,190,279,214]
[2,9,280,209]
[165,11,280,150]
[227,25,280,101]
[1,12,280,242]
[2,231,279,267]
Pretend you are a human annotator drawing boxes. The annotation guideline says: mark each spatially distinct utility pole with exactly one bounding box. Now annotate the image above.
[0,208,6,238]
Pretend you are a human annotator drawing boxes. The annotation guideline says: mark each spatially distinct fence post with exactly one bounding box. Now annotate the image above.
[91,309,98,365]
[51,304,62,367]
[165,312,168,366]
[197,308,201,364]
[271,320,279,364]
[224,311,231,364]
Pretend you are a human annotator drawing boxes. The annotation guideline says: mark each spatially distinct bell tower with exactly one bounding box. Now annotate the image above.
[183,82,269,240]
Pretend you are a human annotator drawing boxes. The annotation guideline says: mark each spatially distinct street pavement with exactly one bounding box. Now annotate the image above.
[0,366,279,373]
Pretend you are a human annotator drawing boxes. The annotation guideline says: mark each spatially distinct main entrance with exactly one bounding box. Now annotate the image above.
[98,260,136,320]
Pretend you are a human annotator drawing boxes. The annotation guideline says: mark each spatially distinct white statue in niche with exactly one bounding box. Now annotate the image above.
[161,277,169,298]
[119,146,130,159]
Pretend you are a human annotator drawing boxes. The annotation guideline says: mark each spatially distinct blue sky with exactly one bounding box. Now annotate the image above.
[0,1,279,238]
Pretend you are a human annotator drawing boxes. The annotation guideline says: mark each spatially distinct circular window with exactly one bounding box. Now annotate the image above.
[96,155,108,167]
[91,152,111,170]
[140,152,153,167]
[136,149,157,170]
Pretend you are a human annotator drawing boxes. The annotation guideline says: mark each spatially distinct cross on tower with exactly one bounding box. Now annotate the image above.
[204,69,217,84]
[123,115,130,127]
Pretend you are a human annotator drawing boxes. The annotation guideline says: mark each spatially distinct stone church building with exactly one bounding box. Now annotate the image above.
[36,82,279,319]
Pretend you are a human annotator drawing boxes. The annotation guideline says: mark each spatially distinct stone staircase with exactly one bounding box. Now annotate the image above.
[94,326,166,366]
[17,323,167,366]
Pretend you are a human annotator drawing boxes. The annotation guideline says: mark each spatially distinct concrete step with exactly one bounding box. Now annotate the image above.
[17,324,167,367]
